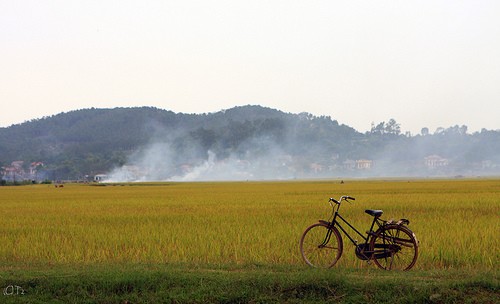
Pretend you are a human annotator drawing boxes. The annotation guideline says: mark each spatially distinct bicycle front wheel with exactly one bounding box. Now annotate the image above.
[370,224,418,271]
[300,223,343,268]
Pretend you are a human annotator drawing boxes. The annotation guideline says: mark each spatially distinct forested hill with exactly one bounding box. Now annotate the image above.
[0,105,499,181]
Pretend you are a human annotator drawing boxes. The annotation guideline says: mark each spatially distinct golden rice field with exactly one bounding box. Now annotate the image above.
[0,179,499,271]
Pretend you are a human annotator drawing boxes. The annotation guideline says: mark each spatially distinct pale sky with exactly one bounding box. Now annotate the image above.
[1,0,499,134]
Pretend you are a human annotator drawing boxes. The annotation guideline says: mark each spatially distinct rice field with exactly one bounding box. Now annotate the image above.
[0,179,499,271]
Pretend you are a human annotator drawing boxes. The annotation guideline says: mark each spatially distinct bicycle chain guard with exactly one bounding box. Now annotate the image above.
[355,244,371,260]
[355,243,401,261]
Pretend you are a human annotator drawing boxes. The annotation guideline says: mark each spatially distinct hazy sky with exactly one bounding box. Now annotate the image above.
[1,0,499,133]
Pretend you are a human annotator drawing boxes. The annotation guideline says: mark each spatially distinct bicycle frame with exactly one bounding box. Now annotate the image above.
[332,213,369,245]
[327,197,385,258]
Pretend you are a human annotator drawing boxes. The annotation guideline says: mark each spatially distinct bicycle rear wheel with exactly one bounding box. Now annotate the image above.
[300,223,343,268]
[369,224,418,271]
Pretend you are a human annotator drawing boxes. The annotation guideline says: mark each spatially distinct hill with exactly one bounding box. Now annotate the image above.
[0,105,499,181]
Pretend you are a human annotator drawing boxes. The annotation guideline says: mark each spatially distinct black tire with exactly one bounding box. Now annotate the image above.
[300,223,343,268]
[369,224,418,271]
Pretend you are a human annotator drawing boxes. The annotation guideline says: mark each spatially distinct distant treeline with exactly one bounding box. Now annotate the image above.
[0,105,499,180]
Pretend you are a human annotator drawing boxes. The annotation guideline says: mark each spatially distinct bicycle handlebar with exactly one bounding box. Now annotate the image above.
[329,195,356,204]
[327,195,355,221]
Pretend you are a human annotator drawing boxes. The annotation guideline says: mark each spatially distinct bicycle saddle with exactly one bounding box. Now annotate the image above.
[365,209,383,217]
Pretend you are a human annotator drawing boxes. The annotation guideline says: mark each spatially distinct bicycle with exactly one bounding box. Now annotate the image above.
[300,195,418,270]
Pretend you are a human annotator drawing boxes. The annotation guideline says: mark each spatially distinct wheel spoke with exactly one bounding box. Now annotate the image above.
[300,223,343,268]
[322,245,339,250]
[370,225,418,271]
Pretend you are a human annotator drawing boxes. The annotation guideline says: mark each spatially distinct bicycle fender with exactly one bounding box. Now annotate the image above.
[397,218,410,225]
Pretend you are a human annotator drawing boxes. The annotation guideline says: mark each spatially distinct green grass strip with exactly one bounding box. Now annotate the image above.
[1,264,498,303]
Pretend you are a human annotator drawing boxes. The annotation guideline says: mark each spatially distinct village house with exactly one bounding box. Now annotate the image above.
[424,155,449,169]
[29,162,44,177]
[1,161,45,181]
[356,159,373,170]
[94,174,108,182]
[1,161,25,181]
[343,159,373,170]
[343,159,356,170]
[310,162,324,173]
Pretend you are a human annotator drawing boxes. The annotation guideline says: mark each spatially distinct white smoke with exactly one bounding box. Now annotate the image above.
[105,137,294,182]
[105,142,177,182]
[171,150,218,181]
[103,119,500,182]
